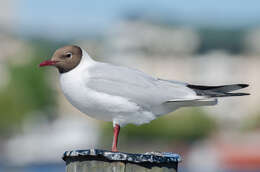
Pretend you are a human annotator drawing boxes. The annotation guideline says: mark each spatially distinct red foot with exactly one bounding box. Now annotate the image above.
[112,147,118,152]
[112,124,120,152]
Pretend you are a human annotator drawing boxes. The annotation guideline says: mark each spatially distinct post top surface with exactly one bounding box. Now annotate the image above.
[63,149,181,164]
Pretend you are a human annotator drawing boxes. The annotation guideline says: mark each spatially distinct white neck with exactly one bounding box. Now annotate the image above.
[74,48,96,70]
[81,48,95,63]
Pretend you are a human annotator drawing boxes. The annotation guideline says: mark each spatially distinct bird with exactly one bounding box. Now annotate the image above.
[39,45,249,152]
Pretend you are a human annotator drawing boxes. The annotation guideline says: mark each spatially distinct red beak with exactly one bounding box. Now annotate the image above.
[39,60,57,67]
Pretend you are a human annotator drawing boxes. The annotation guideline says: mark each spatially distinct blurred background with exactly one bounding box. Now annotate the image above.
[0,0,259,171]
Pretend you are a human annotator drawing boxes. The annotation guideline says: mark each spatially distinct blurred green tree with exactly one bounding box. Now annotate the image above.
[0,40,63,136]
[101,108,216,144]
[242,112,260,131]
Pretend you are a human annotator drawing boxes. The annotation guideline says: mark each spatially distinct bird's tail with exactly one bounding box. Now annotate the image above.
[187,84,250,98]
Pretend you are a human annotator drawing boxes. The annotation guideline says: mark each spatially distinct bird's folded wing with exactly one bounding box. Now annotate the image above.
[85,63,197,107]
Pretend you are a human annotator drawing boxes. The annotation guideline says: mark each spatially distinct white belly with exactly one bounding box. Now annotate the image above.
[59,72,156,126]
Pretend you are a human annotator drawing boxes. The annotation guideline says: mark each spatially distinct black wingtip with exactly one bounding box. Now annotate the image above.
[212,92,250,97]
[238,84,249,89]
[233,92,250,96]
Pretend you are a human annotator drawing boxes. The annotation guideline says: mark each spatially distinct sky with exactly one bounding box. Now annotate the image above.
[15,0,260,38]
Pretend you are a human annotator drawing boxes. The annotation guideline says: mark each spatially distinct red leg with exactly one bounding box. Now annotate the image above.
[112,124,120,152]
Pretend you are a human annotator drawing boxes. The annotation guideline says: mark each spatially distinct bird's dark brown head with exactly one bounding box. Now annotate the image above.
[39,45,82,73]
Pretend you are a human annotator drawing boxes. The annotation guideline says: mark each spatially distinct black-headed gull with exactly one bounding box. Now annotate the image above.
[39,45,249,152]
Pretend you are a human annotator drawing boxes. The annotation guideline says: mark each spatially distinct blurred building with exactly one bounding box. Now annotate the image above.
[5,115,99,165]
[187,131,260,172]
[0,1,16,30]
[104,20,200,56]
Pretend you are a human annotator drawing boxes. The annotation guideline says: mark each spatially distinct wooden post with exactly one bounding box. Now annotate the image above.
[63,149,181,172]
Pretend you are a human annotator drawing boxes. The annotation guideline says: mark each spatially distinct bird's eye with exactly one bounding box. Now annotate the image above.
[64,52,72,58]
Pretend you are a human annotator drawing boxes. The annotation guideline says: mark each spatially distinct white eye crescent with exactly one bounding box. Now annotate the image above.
[65,52,72,58]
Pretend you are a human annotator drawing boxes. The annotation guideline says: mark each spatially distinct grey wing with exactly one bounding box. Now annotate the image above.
[85,63,198,108]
